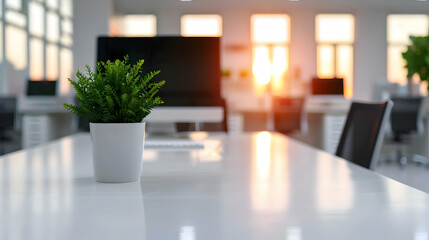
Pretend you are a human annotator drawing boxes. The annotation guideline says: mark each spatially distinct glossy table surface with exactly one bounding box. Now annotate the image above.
[1,132,429,240]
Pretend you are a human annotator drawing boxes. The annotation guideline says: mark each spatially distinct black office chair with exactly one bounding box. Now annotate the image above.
[0,96,20,155]
[336,101,393,170]
[272,97,305,134]
[0,96,18,139]
[388,96,426,165]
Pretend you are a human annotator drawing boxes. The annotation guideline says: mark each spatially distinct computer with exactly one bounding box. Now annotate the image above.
[97,36,224,148]
[310,77,344,96]
[26,80,57,96]
[307,77,348,103]
[97,36,222,107]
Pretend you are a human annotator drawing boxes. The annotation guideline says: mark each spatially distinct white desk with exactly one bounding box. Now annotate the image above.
[0,132,428,239]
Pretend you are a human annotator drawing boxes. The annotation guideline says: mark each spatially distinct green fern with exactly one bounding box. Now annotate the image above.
[63,56,165,123]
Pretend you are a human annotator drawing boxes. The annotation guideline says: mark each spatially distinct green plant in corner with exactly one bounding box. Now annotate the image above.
[402,35,429,88]
[63,56,165,123]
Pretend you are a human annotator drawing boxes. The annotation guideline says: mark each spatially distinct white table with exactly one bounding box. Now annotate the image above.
[1,132,428,239]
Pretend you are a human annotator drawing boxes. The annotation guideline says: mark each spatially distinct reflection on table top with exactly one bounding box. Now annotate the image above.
[0,132,428,240]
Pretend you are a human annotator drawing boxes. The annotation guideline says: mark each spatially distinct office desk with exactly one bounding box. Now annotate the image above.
[0,132,428,239]
[227,97,351,152]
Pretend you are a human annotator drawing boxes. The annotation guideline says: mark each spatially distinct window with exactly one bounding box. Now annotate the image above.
[60,0,73,17]
[46,11,60,42]
[315,14,354,98]
[0,21,2,63]
[6,0,23,11]
[6,25,27,70]
[110,15,156,37]
[46,0,58,10]
[0,0,74,94]
[387,15,429,85]
[251,14,290,95]
[181,14,222,37]
[60,48,72,93]
[30,38,44,80]
[29,1,45,37]
[46,44,58,80]
[6,10,25,27]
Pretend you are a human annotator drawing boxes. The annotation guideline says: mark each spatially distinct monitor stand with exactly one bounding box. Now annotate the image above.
[147,123,177,136]
[144,106,223,137]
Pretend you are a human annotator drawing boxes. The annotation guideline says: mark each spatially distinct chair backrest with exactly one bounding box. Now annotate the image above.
[0,96,17,131]
[273,97,305,134]
[390,96,424,140]
[335,101,393,170]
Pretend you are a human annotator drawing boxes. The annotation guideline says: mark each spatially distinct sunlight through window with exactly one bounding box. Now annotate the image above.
[316,14,354,99]
[387,15,429,85]
[251,14,290,95]
[30,38,44,80]
[112,15,157,37]
[181,14,222,37]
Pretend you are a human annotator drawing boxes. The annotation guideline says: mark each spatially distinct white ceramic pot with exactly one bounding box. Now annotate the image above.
[90,122,145,183]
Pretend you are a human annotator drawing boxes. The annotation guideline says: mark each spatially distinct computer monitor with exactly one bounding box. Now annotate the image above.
[96,36,224,131]
[26,80,57,96]
[97,36,221,106]
[311,77,344,96]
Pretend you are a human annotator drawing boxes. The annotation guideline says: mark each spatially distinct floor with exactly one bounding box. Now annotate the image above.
[288,131,429,194]
[376,161,429,193]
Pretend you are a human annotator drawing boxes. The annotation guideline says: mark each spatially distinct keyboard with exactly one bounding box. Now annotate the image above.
[144,139,204,150]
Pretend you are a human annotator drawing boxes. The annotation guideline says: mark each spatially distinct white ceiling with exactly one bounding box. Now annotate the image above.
[113,0,429,14]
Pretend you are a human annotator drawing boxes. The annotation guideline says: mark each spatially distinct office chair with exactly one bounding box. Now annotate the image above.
[336,101,393,170]
[388,96,426,165]
[0,96,20,155]
[272,97,305,134]
[0,96,17,139]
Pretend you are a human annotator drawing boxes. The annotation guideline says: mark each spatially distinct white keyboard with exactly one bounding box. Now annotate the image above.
[144,140,204,150]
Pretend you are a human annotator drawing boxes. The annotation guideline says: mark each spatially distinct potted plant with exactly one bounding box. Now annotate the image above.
[402,35,429,90]
[64,56,165,183]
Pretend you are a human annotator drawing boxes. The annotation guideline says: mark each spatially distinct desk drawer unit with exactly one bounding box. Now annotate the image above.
[22,115,55,148]
[323,114,347,154]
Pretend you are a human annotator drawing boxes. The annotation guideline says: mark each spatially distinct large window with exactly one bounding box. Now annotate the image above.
[181,14,222,37]
[0,0,74,95]
[387,14,429,85]
[315,14,354,99]
[251,14,290,96]
[110,15,157,37]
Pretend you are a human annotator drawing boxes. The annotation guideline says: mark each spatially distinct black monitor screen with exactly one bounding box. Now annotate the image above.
[27,80,57,96]
[311,78,344,95]
[97,36,221,106]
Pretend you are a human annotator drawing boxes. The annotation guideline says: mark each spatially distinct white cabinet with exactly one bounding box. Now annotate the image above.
[20,96,74,148]
[323,114,347,154]
[227,113,244,133]
[22,115,54,148]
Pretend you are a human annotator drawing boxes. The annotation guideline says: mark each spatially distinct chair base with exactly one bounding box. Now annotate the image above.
[381,149,429,167]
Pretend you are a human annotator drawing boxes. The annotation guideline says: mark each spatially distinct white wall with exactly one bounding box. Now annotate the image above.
[74,0,429,100]
[73,0,111,75]
[354,9,388,100]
